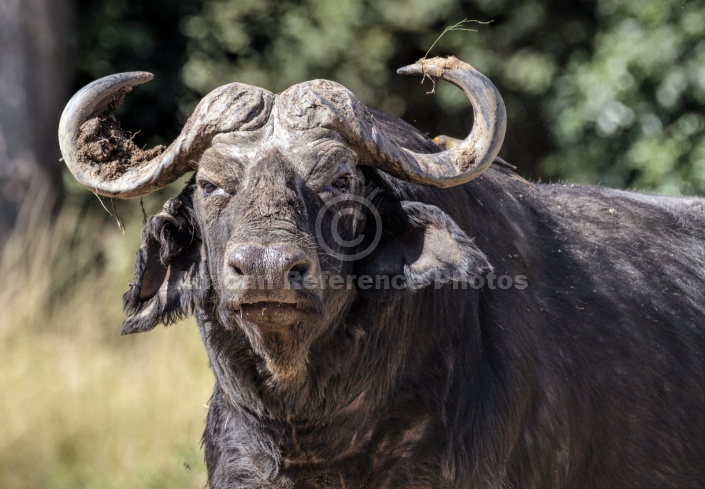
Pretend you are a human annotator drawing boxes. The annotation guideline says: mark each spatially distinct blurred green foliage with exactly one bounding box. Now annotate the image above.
[73,0,704,194]
[545,0,705,194]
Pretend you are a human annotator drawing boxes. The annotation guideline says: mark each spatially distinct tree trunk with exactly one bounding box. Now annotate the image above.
[0,0,71,238]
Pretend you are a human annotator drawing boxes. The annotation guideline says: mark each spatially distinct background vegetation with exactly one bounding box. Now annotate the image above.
[1,0,704,487]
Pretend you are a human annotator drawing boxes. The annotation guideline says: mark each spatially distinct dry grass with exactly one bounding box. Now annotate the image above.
[0,196,213,489]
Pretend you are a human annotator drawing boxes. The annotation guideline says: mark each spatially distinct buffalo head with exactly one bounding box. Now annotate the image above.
[58,57,504,381]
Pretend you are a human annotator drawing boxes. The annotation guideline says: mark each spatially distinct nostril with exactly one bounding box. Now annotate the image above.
[228,245,259,277]
[290,262,310,277]
[287,260,311,288]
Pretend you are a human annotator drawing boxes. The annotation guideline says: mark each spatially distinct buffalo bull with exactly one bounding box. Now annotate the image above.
[58,56,705,488]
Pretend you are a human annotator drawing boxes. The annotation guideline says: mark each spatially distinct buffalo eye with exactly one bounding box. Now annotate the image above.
[332,175,350,191]
[198,180,219,196]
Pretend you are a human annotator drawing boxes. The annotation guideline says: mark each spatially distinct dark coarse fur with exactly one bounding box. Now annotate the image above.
[123,108,705,488]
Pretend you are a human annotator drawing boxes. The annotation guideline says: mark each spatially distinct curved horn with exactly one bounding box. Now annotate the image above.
[59,72,274,198]
[367,56,507,188]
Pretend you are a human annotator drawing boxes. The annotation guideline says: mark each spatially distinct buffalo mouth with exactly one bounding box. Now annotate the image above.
[224,299,320,331]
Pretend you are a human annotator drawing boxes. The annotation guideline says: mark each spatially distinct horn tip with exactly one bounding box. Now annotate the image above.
[396,64,422,76]
[117,71,154,86]
[397,56,470,78]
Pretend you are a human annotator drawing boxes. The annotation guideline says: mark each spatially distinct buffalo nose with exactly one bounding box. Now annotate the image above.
[227,244,312,288]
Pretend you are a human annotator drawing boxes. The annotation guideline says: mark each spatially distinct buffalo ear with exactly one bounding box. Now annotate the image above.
[356,200,491,295]
[121,195,207,334]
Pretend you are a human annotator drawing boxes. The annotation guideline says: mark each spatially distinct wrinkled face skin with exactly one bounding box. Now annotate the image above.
[193,125,368,376]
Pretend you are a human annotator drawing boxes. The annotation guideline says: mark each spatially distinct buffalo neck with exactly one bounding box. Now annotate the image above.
[195,281,491,460]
